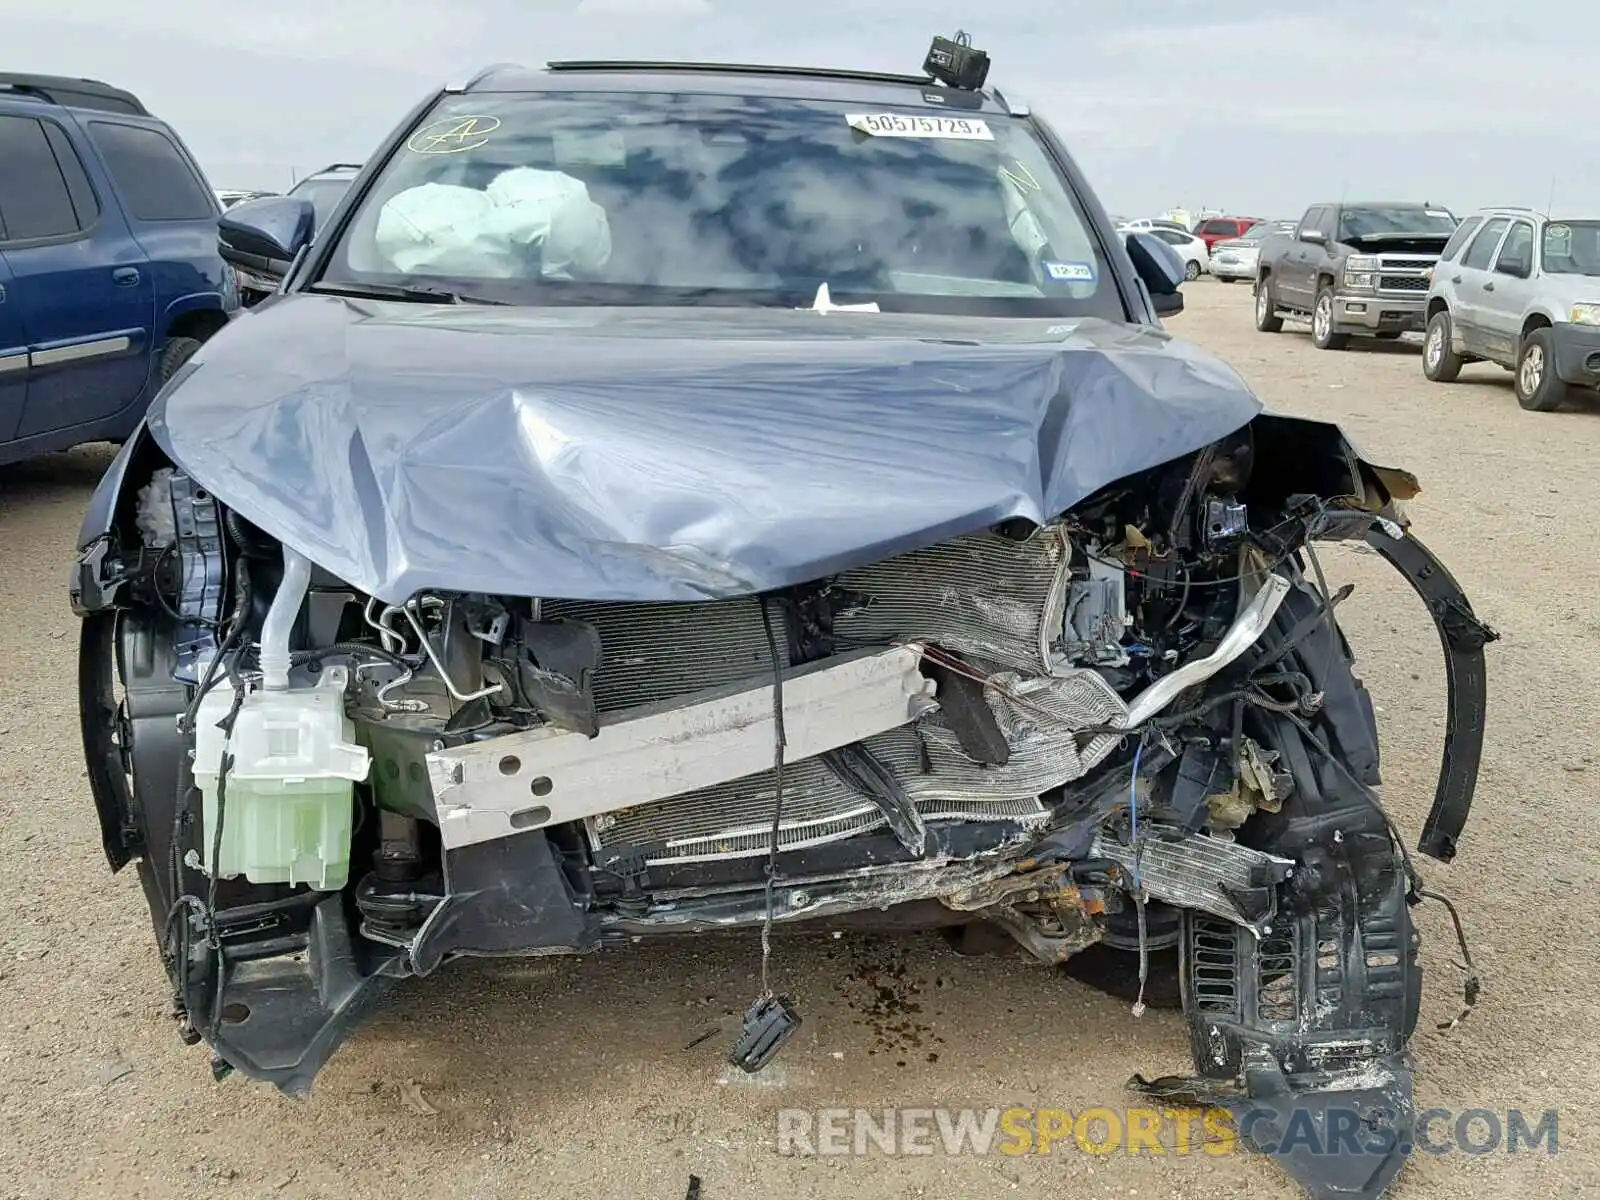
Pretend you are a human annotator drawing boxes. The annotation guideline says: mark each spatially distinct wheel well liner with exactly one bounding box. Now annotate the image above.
[1521,312,1552,341]
[166,308,229,346]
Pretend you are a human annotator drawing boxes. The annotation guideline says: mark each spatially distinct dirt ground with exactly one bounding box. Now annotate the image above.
[2,281,1598,1200]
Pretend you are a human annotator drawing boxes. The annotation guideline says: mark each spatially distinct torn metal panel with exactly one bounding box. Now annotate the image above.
[1089,826,1296,933]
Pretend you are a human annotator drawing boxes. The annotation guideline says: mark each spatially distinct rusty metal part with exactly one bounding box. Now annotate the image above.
[1207,736,1292,829]
[939,863,1106,964]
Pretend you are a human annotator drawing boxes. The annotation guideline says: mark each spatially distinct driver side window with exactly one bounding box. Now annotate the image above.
[1494,222,1533,275]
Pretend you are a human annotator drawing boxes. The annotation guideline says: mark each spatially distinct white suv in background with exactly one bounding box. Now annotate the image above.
[1422,206,1600,411]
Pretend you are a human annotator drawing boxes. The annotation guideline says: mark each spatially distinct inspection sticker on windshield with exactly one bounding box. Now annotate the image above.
[1045,261,1096,282]
[845,113,993,140]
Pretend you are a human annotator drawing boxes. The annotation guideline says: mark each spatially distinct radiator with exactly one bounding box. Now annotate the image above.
[546,525,1118,865]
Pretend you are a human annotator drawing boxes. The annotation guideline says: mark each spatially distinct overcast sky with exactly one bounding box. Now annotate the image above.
[7,0,1598,220]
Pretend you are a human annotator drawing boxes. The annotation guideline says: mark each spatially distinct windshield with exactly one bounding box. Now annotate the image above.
[317,92,1122,318]
[1240,221,1292,239]
[1337,206,1456,239]
[1543,221,1600,276]
[289,176,354,231]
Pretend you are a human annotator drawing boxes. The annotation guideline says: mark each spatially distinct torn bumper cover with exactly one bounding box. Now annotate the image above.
[73,303,1495,1200]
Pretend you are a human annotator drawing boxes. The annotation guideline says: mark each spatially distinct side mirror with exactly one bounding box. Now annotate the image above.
[1497,255,1531,279]
[1300,228,1327,245]
[218,196,316,283]
[1126,232,1185,316]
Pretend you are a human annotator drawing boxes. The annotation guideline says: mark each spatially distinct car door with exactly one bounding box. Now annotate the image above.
[0,113,156,441]
[1479,219,1535,362]
[1281,207,1324,306]
[0,252,27,443]
[1449,217,1509,359]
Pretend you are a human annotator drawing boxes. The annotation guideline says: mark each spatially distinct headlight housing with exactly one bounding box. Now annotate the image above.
[1346,255,1380,272]
[1343,270,1377,290]
[1570,303,1600,326]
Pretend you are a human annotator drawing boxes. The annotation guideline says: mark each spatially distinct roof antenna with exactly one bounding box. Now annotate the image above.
[1547,175,1557,216]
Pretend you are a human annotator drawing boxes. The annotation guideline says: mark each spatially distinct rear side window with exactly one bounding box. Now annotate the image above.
[87,121,215,220]
[1440,215,1483,263]
[1460,218,1508,271]
[0,114,96,241]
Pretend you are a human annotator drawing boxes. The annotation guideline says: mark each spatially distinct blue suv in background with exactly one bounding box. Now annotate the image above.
[0,73,235,467]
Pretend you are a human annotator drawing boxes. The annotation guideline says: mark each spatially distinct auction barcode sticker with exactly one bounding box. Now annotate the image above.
[846,113,993,140]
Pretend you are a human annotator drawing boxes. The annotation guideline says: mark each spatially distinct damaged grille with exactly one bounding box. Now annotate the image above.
[563,525,1118,865]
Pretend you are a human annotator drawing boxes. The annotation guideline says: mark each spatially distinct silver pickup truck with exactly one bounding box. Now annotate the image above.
[1254,201,1458,349]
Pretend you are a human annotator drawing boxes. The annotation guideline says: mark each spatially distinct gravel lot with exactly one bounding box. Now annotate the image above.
[2,282,1597,1200]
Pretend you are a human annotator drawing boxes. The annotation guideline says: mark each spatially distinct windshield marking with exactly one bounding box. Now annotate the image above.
[844,112,993,140]
[406,115,503,155]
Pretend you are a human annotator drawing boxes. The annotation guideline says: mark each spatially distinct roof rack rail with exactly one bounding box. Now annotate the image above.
[451,62,525,91]
[545,59,937,88]
[0,72,147,115]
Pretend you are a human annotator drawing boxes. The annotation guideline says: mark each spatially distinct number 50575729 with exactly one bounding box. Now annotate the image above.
[845,113,994,140]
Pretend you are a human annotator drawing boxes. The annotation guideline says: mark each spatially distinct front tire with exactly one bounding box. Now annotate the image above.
[1423,311,1464,382]
[1311,287,1350,350]
[1515,328,1569,412]
[1254,279,1283,332]
[157,336,203,386]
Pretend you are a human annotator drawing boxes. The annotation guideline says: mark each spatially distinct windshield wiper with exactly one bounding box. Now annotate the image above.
[309,281,508,306]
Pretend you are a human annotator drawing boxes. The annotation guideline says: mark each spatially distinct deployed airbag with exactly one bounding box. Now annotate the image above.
[375,169,611,277]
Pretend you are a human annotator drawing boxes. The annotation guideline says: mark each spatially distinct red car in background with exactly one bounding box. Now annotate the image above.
[1194,216,1264,250]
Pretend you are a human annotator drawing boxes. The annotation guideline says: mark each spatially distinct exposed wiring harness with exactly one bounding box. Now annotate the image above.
[164,558,253,1046]
[757,601,788,997]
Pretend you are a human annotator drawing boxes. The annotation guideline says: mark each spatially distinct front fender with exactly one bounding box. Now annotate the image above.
[68,423,179,616]
[159,289,235,339]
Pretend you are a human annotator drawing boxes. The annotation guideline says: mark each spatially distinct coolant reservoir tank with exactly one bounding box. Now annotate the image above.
[192,666,370,891]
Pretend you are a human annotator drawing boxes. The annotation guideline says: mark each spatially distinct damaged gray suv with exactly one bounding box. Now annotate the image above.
[71,38,1495,1200]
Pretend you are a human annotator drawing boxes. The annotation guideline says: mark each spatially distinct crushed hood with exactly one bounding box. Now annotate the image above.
[148,296,1263,603]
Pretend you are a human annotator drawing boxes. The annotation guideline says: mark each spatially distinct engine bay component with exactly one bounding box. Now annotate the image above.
[427,645,938,850]
[192,666,370,891]
[1087,825,1296,934]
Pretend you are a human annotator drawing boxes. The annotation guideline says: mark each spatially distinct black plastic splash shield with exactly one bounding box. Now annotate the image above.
[1358,523,1495,862]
